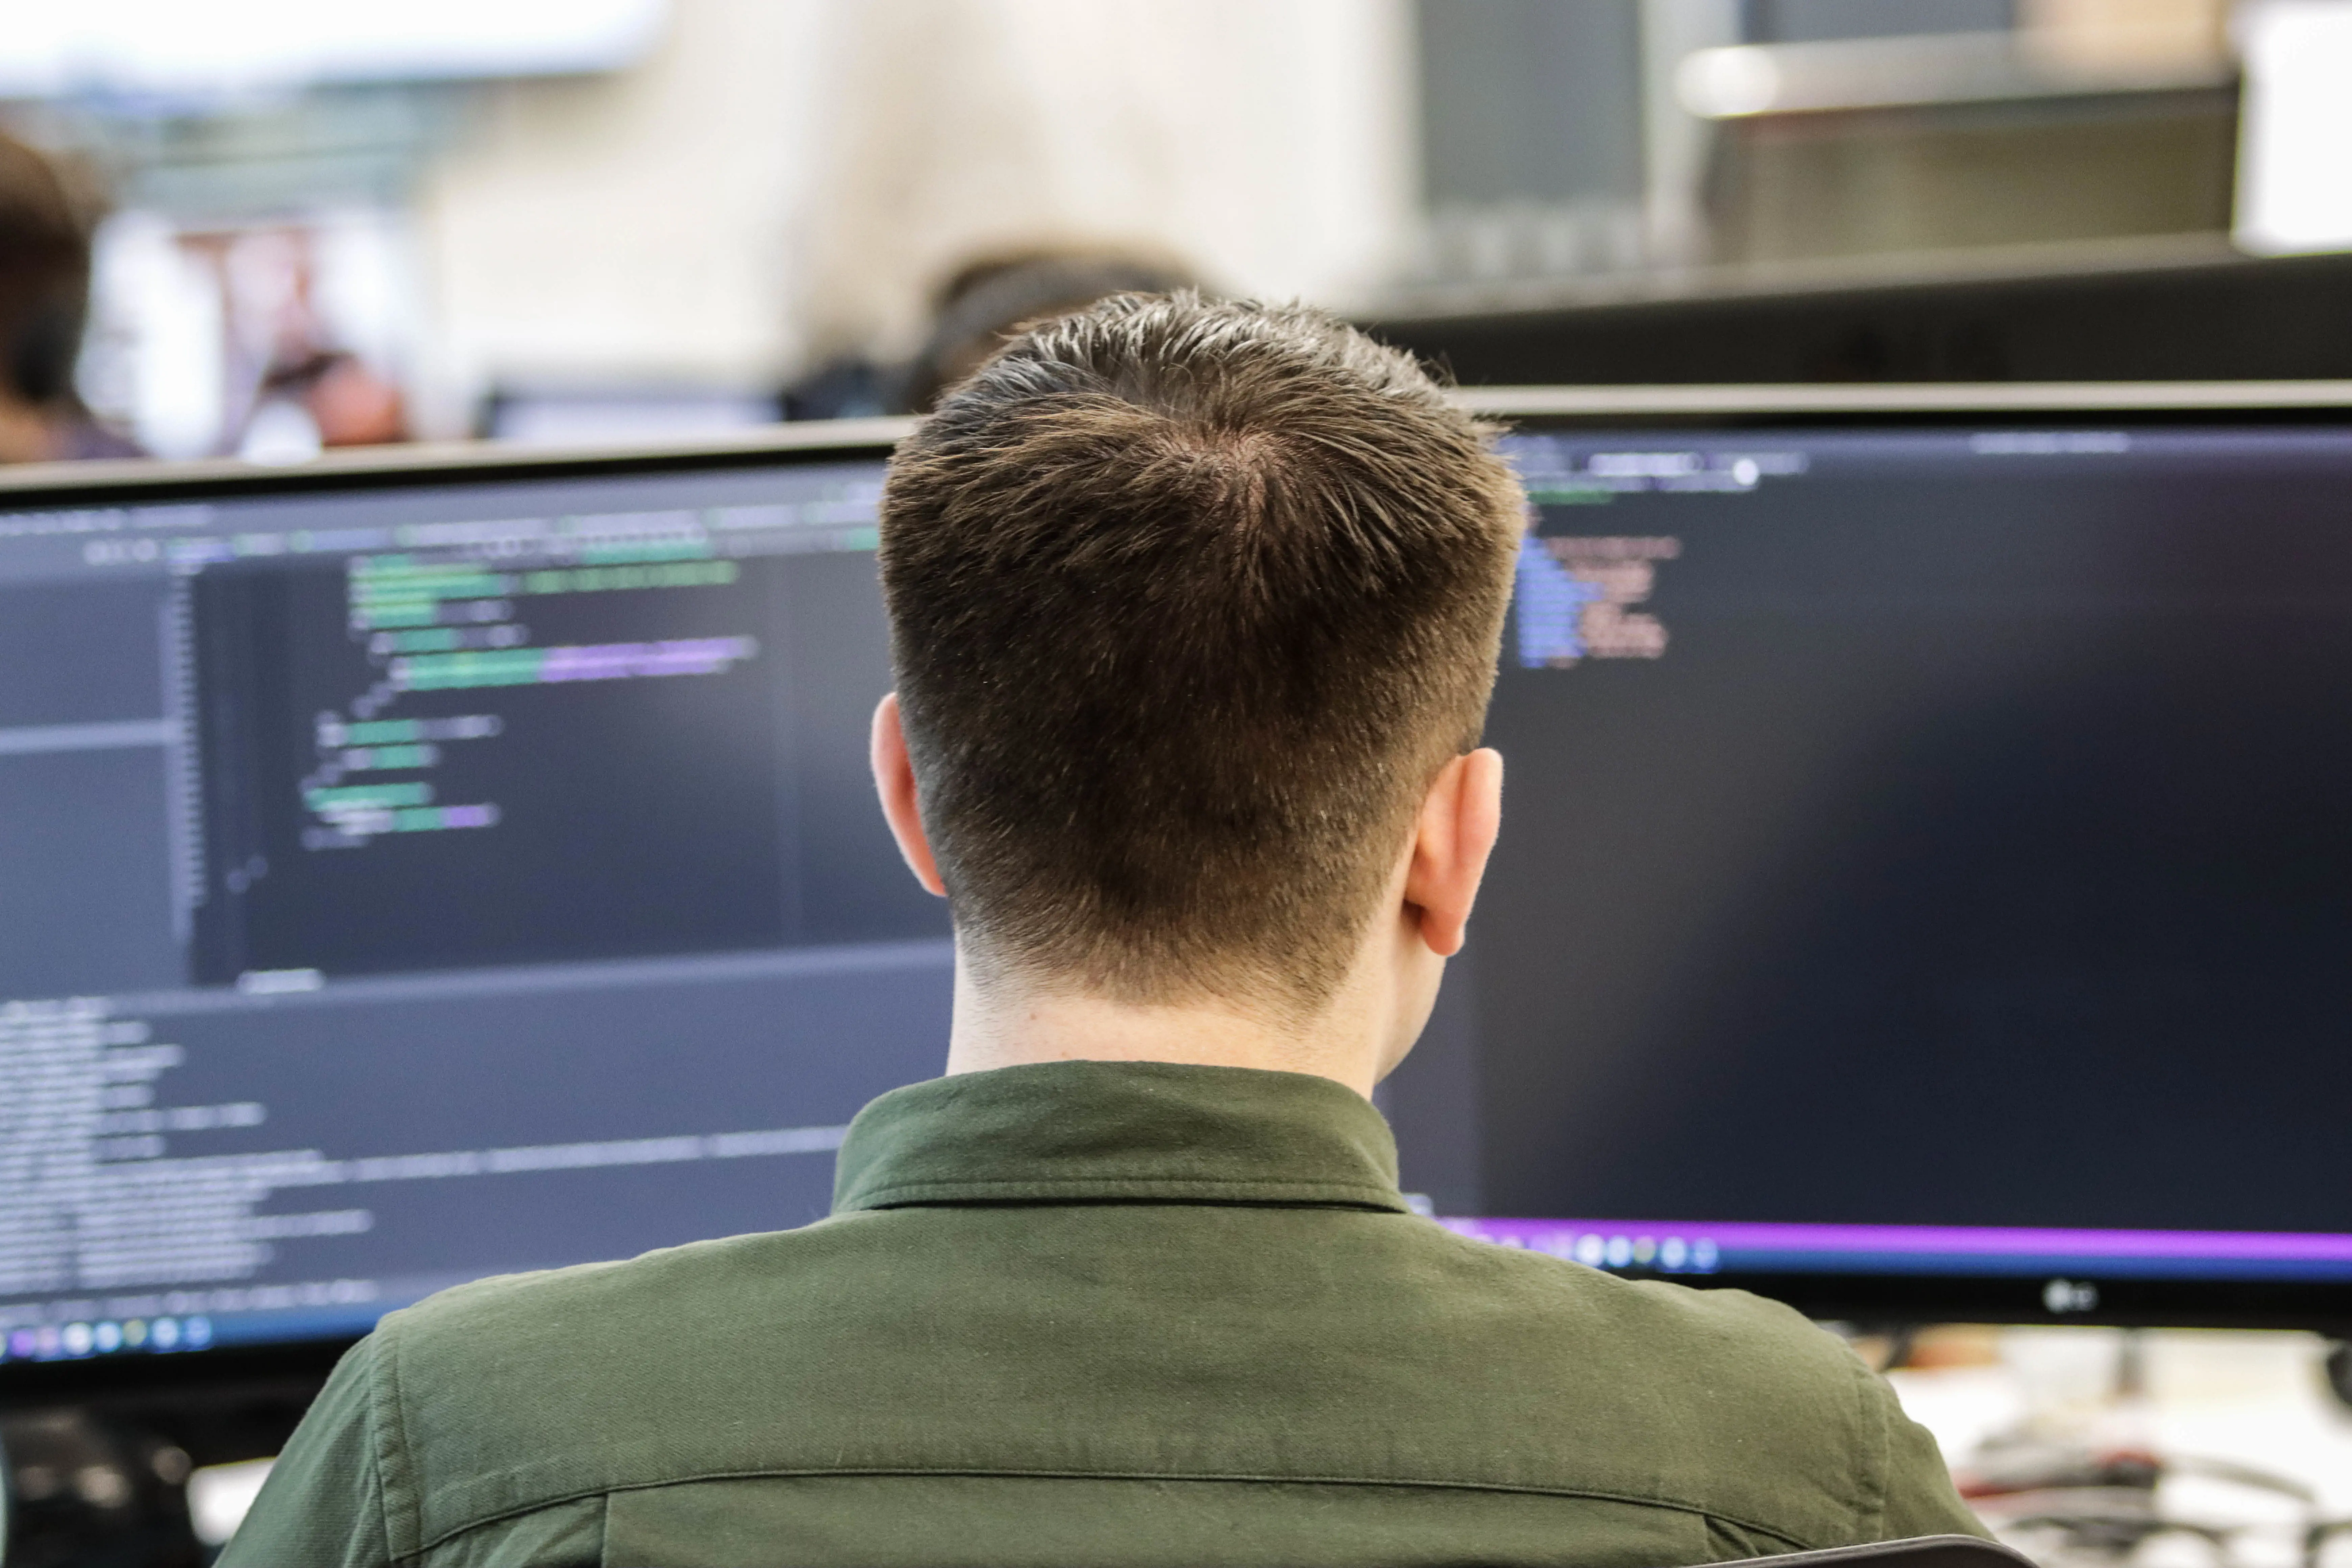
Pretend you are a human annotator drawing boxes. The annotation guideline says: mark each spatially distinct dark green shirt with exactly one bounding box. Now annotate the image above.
[223,1060,1987,1567]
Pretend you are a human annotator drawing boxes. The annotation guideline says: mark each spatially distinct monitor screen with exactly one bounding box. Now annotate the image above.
[5,404,2352,1383]
[0,437,948,1373]
[1387,410,2352,1326]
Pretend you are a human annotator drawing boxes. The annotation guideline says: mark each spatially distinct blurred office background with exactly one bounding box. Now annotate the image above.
[3,0,2350,461]
[7,6,2352,1561]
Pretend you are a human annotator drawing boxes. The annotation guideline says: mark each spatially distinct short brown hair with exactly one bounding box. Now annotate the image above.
[879,294,1522,1013]
[0,133,90,406]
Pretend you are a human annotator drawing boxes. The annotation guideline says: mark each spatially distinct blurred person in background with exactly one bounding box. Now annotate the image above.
[250,347,409,452]
[0,131,139,463]
[187,224,411,461]
[896,248,1195,412]
[785,247,1195,419]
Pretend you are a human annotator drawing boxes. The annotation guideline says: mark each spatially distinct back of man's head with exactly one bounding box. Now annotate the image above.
[879,293,1522,1017]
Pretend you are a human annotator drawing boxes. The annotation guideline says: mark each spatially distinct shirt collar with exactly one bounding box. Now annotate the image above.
[831,1059,1411,1215]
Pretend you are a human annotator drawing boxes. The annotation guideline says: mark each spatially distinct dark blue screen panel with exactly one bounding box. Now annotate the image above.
[0,451,952,1367]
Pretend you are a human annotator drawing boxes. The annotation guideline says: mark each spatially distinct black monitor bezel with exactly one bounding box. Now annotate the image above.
[0,416,916,512]
[5,385,2351,1404]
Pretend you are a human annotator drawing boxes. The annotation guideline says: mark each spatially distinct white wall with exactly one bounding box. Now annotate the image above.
[413,0,1416,421]
[413,0,830,417]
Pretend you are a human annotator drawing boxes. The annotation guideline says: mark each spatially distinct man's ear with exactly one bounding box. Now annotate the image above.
[870,692,948,897]
[1403,748,1503,958]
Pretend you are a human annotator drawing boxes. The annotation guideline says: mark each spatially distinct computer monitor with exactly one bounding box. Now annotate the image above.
[1386,384,2352,1331]
[0,423,938,1388]
[4,389,2351,1400]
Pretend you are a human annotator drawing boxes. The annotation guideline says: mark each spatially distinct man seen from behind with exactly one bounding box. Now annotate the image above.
[226,295,1988,1567]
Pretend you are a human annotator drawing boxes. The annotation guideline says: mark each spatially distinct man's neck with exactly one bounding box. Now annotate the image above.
[941,959,1389,1100]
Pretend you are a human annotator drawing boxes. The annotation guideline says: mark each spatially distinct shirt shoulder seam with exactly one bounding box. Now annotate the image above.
[1854,1348,1894,1536]
[370,1318,425,1561]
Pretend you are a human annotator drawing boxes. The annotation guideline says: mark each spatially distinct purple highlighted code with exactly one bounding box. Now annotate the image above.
[392,637,759,691]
